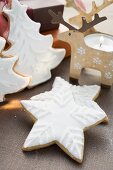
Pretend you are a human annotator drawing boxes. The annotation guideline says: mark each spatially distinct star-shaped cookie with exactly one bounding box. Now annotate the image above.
[21,77,107,163]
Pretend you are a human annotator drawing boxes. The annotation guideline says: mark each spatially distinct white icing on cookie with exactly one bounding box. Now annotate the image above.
[31,77,100,101]
[0,55,29,102]
[0,36,6,52]
[21,77,107,163]
[3,0,65,88]
[31,77,103,115]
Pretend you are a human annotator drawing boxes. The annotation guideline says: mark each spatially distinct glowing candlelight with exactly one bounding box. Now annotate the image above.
[84,33,113,52]
[99,36,104,48]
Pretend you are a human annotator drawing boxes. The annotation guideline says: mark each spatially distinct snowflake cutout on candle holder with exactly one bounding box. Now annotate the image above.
[74,62,82,70]
[109,60,113,68]
[105,72,112,79]
[77,47,85,56]
[93,57,102,65]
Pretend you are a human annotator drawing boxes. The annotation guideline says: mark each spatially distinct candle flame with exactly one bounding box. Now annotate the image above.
[99,36,104,47]
[100,36,104,44]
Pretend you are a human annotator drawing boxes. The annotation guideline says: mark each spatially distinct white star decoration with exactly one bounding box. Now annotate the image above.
[105,72,112,79]
[74,62,82,70]
[21,77,107,163]
[77,47,85,56]
[93,57,102,65]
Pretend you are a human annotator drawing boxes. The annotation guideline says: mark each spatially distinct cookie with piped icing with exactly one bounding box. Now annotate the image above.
[0,37,29,102]
[21,77,108,163]
[3,0,65,88]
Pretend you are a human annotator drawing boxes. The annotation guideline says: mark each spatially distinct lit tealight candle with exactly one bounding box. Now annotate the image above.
[84,33,113,52]
[99,36,104,48]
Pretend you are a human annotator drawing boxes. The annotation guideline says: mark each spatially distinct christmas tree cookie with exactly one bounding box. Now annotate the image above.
[3,0,65,88]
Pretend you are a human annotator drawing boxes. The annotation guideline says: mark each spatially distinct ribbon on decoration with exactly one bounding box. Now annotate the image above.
[74,0,86,12]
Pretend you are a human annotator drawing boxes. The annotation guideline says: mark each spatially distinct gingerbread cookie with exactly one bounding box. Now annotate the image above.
[3,0,65,88]
[21,77,107,163]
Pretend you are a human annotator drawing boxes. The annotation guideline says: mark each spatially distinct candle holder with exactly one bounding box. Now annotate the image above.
[49,2,113,87]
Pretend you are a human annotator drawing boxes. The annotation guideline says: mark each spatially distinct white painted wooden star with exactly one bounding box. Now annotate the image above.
[3,0,65,88]
[21,77,107,163]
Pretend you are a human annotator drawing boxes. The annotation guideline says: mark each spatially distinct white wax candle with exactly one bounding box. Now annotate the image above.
[84,33,113,52]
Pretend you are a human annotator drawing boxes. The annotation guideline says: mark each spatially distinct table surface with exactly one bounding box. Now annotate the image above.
[0,58,113,170]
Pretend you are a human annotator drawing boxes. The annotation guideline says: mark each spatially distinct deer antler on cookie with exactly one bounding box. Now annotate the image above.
[48,9,107,32]
[69,0,113,26]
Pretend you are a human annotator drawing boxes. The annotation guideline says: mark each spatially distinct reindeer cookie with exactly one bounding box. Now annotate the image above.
[3,0,65,88]
[49,8,113,87]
